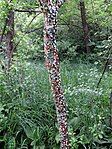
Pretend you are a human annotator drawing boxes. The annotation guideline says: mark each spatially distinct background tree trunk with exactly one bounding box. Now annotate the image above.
[6,9,14,70]
[80,0,90,53]
[109,91,112,128]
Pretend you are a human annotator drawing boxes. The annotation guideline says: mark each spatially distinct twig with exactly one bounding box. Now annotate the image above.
[96,48,112,88]
[0,17,8,44]
[27,13,41,28]
[14,9,41,13]
[12,13,41,51]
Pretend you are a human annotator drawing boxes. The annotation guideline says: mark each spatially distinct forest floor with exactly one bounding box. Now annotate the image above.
[0,60,112,148]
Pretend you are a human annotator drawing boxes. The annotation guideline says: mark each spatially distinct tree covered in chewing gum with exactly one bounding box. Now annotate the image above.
[38,0,70,148]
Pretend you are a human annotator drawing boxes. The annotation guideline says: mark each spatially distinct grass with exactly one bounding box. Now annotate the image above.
[0,60,112,149]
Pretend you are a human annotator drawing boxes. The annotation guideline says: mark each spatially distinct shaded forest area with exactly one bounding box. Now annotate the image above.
[0,0,112,148]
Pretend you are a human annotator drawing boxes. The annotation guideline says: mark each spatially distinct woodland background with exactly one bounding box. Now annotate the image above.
[0,0,112,148]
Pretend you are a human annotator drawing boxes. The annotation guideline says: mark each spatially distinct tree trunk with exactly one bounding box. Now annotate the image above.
[43,5,69,149]
[6,9,14,70]
[80,0,90,53]
[110,91,112,128]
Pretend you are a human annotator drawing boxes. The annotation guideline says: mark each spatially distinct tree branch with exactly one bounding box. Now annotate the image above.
[27,13,41,28]
[12,14,41,51]
[0,18,7,44]
[96,48,112,88]
[14,9,42,13]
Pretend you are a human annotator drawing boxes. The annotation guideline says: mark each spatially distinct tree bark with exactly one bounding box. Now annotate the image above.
[38,0,69,148]
[110,91,112,128]
[80,0,90,53]
[6,9,14,70]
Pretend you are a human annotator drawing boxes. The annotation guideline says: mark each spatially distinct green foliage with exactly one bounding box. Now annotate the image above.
[1,0,111,61]
[0,61,112,148]
[0,0,112,148]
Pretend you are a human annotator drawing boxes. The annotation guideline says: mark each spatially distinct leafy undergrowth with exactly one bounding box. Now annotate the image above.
[0,60,112,149]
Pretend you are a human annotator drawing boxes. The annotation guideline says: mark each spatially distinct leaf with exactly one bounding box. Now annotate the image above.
[69,117,80,130]
[0,136,4,142]
[33,127,40,140]
[8,137,16,149]
[108,4,112,13]
[96,45,105,49]
[55,134,60,144]
[0,104,4,112]
[21,122,34,139]
[88,42,96,46]
[39,145,45,149]
[12,0,17,3]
